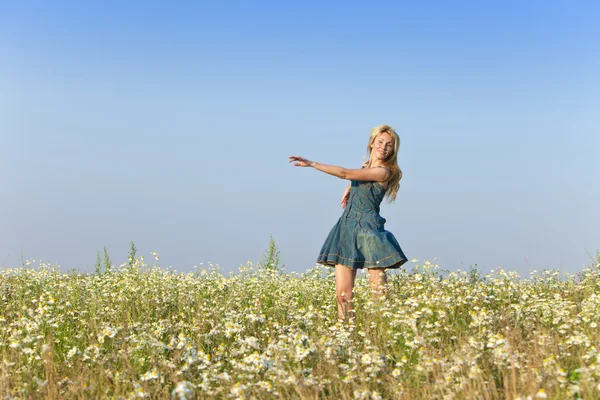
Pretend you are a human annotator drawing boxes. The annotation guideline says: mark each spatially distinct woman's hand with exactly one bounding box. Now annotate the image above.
[289,156,314,167]
[341,186,351,209]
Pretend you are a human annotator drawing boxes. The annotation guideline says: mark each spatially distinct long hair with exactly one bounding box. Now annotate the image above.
[367,125,402,203]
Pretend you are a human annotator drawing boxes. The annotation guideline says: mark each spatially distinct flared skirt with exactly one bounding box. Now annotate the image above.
[316,214,407,270]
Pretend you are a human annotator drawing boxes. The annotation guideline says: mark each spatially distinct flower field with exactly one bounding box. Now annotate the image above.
[2,257,600,399]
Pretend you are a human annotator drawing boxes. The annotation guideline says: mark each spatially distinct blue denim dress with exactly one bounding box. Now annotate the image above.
[317,179,407,269]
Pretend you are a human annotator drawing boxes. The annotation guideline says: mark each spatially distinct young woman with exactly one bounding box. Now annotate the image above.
[289,125,407,321]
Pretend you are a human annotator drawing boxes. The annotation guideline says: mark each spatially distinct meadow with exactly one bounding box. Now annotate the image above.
[2,254,600,399]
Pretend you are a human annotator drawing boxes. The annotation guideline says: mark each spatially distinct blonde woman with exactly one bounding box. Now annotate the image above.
[289,125,407,321]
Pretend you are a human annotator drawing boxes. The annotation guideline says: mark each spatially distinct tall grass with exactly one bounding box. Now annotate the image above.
[1,255,600,399]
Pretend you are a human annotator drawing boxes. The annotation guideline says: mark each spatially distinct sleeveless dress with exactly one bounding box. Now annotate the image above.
[316,176,407,270]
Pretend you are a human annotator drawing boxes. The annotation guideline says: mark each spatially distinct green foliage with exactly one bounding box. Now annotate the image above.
[103,246,112,273]
[469,265,481,283]
[261,235,283,272]
[95,251,102,275]
[128,241,137,267]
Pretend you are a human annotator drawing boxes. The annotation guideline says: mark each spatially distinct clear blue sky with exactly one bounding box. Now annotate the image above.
[2,1,599,275]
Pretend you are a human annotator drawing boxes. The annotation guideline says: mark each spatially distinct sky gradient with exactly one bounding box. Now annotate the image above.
[2,1,599,275]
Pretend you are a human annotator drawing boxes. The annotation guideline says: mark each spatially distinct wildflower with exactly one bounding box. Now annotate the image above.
[134,383,148,398]
[67,346,79,359]
[243,336,260,349]
[103,326,118,338]
[230,383,245,397]
[257,381,273,392]
[218,372,232,381]
[361,353,372,365]
[535,389,548,399]
[140,368,159,381]
[171,381,195,400]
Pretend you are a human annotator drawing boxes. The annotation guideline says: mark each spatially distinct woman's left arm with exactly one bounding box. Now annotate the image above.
[289,156,388,182]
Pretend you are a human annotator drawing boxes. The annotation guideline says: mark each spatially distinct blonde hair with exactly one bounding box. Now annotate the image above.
[367,124,402,202]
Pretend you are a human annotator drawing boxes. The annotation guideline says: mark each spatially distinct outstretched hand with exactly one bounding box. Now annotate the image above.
[289,156,314,167]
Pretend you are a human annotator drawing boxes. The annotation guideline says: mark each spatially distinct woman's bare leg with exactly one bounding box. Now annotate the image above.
[335,264,357,321]
[368,268,388,298]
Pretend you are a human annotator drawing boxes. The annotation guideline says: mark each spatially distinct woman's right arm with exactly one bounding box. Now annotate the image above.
[289,156,388,182]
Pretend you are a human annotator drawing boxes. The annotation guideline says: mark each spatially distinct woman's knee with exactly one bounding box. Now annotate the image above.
[368,268,387,283]
[336,288,353,304]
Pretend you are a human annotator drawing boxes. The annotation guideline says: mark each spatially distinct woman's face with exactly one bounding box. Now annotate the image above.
[371,132,394,161]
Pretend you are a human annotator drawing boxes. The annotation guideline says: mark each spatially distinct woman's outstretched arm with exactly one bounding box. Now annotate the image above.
[289,156,388,182]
